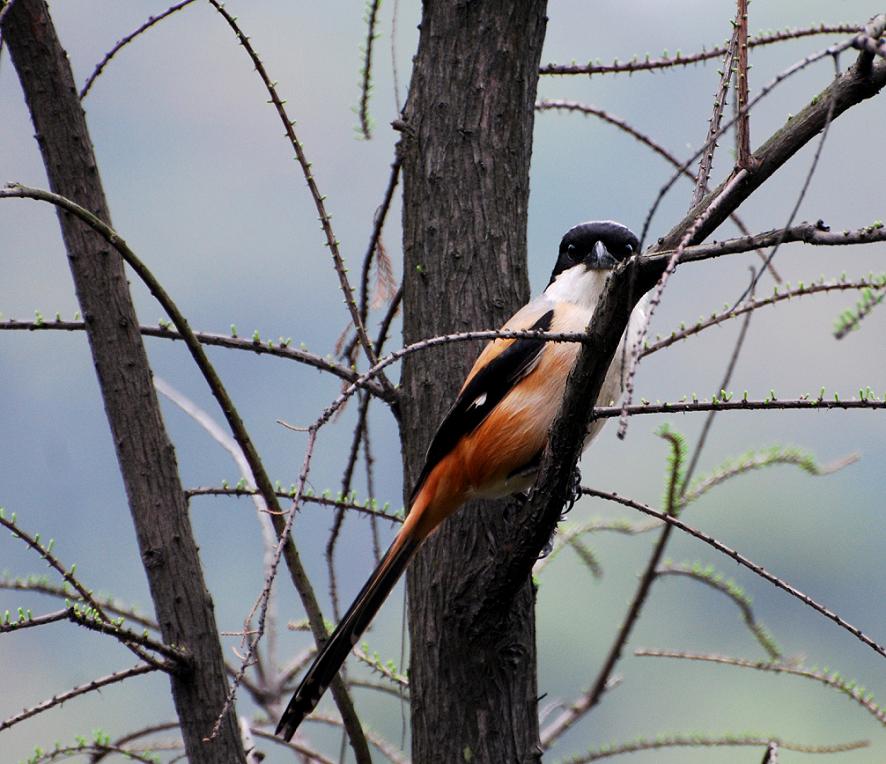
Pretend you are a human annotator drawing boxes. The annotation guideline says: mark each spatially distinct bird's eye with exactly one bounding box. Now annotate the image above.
[566,243,577,260]
[624,243,634,255]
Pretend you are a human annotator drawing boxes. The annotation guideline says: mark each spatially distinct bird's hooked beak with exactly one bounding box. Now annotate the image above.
[586,239,618,270]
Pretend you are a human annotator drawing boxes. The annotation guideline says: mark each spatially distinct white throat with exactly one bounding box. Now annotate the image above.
[544,265,611,311]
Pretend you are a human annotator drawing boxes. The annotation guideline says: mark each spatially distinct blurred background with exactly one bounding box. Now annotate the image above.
[1,1,884,761]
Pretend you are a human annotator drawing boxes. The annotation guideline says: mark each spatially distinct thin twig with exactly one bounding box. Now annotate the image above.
[594,396,886,419]
[535,99,782,280]
[0,319,390,400]
[636,649,886,726]
[79,0,198,99]
[390,0,402,112]
[735,0,753,169]
[541,431,685,747]
[0,510,173,669]
[357,0,382,139]
[638,33,860,252]
[734,53,842,306]
[653,221,886,260]
[583,488,886,660]
[352,645,409,688]
[682,268,757,489]
[539,24,860,77]
[362,409,382,562]
[293,714,409,764]
[358,157,403,344]
[249,727,337,764]
[0,663,156,732]
[619,169,750,439]
[207,429,318,740]
[186,486,403,524]
[643,274,884,357]
[0,575,157,630]
[207,1,389,394]
[692,13,739,206]
[90,722,180,763]
[565,733,867,763]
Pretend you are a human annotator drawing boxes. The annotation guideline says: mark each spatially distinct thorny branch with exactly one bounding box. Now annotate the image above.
[1,663,157,732]
[207,0,390,398]
[568,734,866,763]
[634,649,886,726]
[539,23,860,76]
[583,488,886,660]
[0,319,391,400]
[357,0,382,140]
[692,9,739,206]
[79,0,199,99]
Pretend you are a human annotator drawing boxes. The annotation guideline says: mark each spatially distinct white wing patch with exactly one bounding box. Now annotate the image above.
[469,392,488,409]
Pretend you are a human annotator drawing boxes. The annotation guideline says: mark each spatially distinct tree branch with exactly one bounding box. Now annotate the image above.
[652,51,886,252]
[0,663,157,732]
[539,24,861,77]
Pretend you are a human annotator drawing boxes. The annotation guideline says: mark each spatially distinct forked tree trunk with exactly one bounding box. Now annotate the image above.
[400,2,548,761]
[3,2,245,760]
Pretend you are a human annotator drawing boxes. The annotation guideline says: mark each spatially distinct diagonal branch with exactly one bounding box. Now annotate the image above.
[692,10,739,206]
[79,0,198,99]
[1,663,157,732]
[652,48,886,253]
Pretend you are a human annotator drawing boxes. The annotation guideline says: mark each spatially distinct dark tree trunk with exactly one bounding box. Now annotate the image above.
[399,2,548,761]
[3,2,246,761]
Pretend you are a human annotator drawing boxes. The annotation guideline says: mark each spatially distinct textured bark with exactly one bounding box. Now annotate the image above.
[3,2,246,761]
[399,2,548,761]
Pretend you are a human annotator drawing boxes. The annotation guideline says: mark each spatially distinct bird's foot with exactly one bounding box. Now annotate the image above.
[536,467,583,559]
[560,466,583,519]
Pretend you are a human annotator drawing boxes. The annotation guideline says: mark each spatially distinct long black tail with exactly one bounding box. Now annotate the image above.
[275,531,420,740]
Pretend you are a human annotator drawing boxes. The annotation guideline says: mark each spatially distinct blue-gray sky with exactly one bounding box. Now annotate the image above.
[1,2,884,762]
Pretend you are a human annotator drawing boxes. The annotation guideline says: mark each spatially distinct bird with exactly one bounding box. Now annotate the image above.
[276,220,647,740]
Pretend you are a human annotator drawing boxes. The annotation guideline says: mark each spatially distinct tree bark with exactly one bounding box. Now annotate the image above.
[3,2,246,761]
[400,2,548,761]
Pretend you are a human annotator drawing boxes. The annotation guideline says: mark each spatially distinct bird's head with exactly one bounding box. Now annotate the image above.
[548,220,639,286]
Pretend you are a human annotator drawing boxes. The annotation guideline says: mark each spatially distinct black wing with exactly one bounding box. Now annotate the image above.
[409,309,553,503]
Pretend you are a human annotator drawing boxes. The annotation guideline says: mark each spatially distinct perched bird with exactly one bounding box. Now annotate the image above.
[276,220,647,740]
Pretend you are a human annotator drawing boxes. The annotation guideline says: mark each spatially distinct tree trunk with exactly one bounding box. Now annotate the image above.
[3,2,246,761]
[400,2,548,761]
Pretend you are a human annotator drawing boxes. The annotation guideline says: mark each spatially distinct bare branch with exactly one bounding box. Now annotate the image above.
[535,99,782,279]
[568,733,867,763]
[583,488,886,660]
[206,1,389,395]
[0,319,391,400]
[357,0,382,139]
[643,274,884,357]
[693,13,739,205]
[651,49,886,252]
[79,0,199,99]
[635,649,886,726]
[249,727,337,764]
[652,221,886,263]
[593,395,886,419]
[540,23,861,77]
[735,0,753,170]
[187,485,403,524]
[0,663,157,732]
